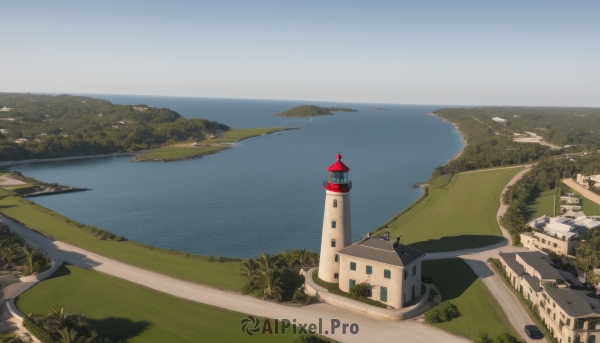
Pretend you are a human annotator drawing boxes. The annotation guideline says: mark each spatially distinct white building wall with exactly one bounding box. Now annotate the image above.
[318,190,352,283]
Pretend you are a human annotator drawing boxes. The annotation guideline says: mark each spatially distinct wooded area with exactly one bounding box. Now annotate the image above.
[0,93,230,161]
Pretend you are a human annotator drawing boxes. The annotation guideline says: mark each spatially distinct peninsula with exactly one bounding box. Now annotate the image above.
[273,105,357,117]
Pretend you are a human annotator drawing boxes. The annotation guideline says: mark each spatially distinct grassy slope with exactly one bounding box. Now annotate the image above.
[524,189,556,221]
[135,127,291,161]
[381,167,522,252]
[423,259,518,340]
[568,189,600,216]
[0,188,243,291]
[16,264,299,343]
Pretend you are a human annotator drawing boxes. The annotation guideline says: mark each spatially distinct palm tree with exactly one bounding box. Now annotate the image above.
[258,269,283,302]
[21,244,43,276]
[256,253,279,275]
[44,308,87,332]
[293,249,309,268]
[239,258,259,286]
[277,251,296,270]
[1,244,22,267]
[57,327,89,343]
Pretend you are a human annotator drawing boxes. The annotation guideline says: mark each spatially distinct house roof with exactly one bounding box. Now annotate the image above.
[545,288,600,318]
[338,237,425,267]
[518,251,564,280]
[499,253,526,276]
[326,154,350,172]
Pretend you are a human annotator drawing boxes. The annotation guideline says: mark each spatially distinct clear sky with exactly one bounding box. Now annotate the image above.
[2,1,599,106]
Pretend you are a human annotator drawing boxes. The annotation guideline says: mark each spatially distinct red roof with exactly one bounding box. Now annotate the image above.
[326,153,350,172]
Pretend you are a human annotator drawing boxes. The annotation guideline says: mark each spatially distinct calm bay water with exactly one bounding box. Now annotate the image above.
[6,96,463,257]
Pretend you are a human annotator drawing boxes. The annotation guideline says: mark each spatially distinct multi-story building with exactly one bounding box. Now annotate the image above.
[499,251,600,343]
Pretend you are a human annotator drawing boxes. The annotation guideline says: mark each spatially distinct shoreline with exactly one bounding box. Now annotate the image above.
[0,152,143,168]
[428,111,467,161]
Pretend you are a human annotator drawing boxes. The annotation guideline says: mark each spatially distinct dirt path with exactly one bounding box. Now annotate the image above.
[562,178,600,206]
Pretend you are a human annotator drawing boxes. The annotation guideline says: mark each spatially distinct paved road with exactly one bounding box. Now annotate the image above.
[0,214,468,343]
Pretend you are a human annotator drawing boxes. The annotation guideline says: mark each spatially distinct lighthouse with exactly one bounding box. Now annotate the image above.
[318,153,353,283]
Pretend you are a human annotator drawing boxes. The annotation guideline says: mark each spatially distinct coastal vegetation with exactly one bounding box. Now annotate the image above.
[431,106,600,175]
[0,93,231,161]
[422,258,519,340]
[374,167,520,252]
[273,105,357,117]
[0,222,51,276]
[133,127,292,162]
[238,251,314,302]
[16,264,305,343]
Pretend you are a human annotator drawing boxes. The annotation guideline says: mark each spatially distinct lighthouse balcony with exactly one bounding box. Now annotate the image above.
[323,180,352,191]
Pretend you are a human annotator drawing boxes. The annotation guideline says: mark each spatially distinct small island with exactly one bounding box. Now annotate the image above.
[273,105,357,117]
[374,107,392,110]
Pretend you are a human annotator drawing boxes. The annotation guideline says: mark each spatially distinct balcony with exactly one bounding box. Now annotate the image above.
[323,180,352,191]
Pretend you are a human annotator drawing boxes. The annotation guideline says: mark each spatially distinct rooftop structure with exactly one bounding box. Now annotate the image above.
[492,117,507,123]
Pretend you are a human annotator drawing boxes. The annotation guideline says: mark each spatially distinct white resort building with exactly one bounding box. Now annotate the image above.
[317,153,425,309]
[521,215,600,256]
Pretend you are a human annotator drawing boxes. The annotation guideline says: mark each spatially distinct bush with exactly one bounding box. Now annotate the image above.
[293,288,307,302]
[241,282,254,295]
[349,283,370,298]
[475,332,492,343]
[22,316,54,343]
[311,270,387,308]
[424,301,460,323]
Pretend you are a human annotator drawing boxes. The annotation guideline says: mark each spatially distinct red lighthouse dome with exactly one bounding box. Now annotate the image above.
[324,153,352,192]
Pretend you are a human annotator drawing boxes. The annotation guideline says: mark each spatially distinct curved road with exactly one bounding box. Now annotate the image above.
[0,165,540,342]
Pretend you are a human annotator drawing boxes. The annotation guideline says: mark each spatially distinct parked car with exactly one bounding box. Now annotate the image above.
[524,325,544,339]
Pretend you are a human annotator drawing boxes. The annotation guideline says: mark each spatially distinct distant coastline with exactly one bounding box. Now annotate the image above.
[428,111,467,161]
[0,152,141,168]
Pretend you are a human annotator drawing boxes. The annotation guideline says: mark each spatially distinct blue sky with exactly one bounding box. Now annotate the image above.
[2,1,599,106]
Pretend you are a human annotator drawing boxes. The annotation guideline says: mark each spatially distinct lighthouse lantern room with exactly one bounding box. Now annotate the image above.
[318,153,353,283]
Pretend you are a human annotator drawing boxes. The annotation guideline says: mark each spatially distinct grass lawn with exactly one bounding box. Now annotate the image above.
[0,188,243,291]
[135,145,225,161]
[422,258,518,340]
[569,189,600,216]
[135,128,292,161]
[16,264,302,343]
[379,167,522,252]
[524,189,557,221]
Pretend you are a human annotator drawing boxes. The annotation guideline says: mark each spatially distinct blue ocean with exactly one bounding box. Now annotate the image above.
[6,96,463,258]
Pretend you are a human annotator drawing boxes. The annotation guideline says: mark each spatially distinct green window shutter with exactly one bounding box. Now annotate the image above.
[349,279,355,290]
[350,262,356,271]
[366,265,372,274]
[380,286,387,302]
[367,284,372,297]
[384,269,391,279]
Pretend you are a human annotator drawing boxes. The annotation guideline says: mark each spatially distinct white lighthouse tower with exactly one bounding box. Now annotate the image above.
[318,153,352,283]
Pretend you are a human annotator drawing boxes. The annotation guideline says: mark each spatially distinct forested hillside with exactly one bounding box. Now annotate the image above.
[0,93,230,161]
[432,107,600,176]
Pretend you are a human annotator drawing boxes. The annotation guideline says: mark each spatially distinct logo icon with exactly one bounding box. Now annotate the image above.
[241,315,260,336]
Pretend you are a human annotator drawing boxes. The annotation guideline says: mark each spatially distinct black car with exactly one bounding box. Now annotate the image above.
[524,325,544,339]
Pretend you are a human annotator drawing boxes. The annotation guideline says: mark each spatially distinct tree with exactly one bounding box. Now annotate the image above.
[256,253,279,275]
[56,327,91,343]
[239,258,259,286]
[277,251,296,270]
[258,268,283,302]
[1,244,22,267]
[20,244,43,275]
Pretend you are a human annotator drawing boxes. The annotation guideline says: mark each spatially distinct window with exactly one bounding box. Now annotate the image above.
[588,335,596,343]
[367,284,372,297]
[380,286,387,302]
[384,269,391,279]
[567,318,571,326]
[331,239,336,247]
[591,321,597,330]
[333,199,338,208]
[575,334,581,343]
[334,273,339,279]
[413,265,417,276]
[334,254,339,262]
[575,319,585,329]
[349,279,355,290]
[350,262,356,271]
[404,270,408,280]
[554,243,558,248]
[331,220,337,228]
[366,265,372,274]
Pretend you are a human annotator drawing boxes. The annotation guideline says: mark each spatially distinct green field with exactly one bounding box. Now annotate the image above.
[135,127,292,161]
[135,145,225,161]
[569,189,600,216]
[379,167,522,252]
[16,264,301,343]
[423,259,518,340]
[524,189,556,221]
[0,188,243,291]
